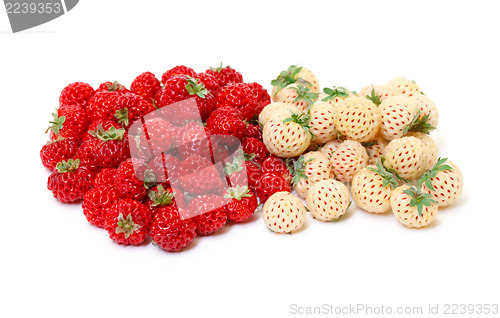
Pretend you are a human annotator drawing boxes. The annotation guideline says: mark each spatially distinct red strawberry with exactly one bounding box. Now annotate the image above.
[153,94,202,126]
[148,153,181,185]
[177,154,212,176]
[114,92,156,128]
[40,138,80,170]
[211,104,244,119]
[158,75,216,121]
[76,124,130,168]
[242,137,269,164]
[255,172,291,203]
[246,82,271,116]
[209,138,231,163]
[86,91,121,122]
[59,82,95,109]
[93,167,117,187]
[96,81,130,94]
[139,117,174,157]
[149,205,197,252]
[206,106,246,140]
[187,194,228,236]
[244,123,263,140]
[176,124,213,160]
[177,157,226,195]
[195,72,221,96]
[47,159,95,203]
[47,105,89,141]
[161,75,203,102]
[172,121,203,141]
[224,186,258,222]
[75,157,99,172]
[260,155,293,183]
[206,64,243,87]
[115,158,148,201]
[215,83,257,121]
[130,71,161,102]
[105,199,152,245]
[245,161,261,190]
[82,185,120,228]
[161,65,196,85]
[195,168,228,196]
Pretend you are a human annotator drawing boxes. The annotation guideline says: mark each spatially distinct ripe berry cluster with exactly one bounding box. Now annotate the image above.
[41,64,298,252]
[260,65,464,233]
[41,63,465,252]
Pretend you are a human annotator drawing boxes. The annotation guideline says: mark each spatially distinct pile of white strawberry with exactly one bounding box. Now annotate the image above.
[260,65,463,232]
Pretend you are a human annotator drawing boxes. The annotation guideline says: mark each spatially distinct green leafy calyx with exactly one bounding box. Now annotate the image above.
[367,160,399,189]
[270,64,303,96]
[148,184,175,207]
[185,76,210,98]
[321,86,349,102]
[114,108,130,127]
[106,81,122,92]
[224,156,244,176]
[402,109,421,136]
[46,109,66,135]
[402,185,437,217]
[210,62,225,73]
[55,159,80,173]
[224,185,252,201]
[282,111,314,139]
[365,87,381,106]
[417,157,453,191]
[377,157,408,183]
[292,84,318,108]
[289,156,314,189]
[115,213,141,239]
[88,124,126,141]
[143,169,157,189]
[407,113,437,135]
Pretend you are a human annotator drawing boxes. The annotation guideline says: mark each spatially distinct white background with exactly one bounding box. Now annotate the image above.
[1,1,499,317]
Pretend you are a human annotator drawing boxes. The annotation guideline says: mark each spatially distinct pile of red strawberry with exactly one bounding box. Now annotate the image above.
[40,64,298,252]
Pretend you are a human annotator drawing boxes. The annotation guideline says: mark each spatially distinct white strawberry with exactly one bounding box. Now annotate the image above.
[407,132,438,171]
[320,139,342,179]
[271,65,320,102]
[351,161,398,213]
[276,83,318,114]
[292,151,331,199]
[258,102,300,127]
[390,184,438,228]
[409,94,439,133]
[379,95,419,141]
[309,100,337,143]
[383,136,426,181]
[262,191,307,233]
[363,135,387,166]
[320,139,342,160]
[306,179,351,221]
[419,158,463,208]
[385,77,421,97]
[330,140,369,183]
[334,96,381,142]
[262,110,313,158]
[296,67,320,94]
[358,84,393,103]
